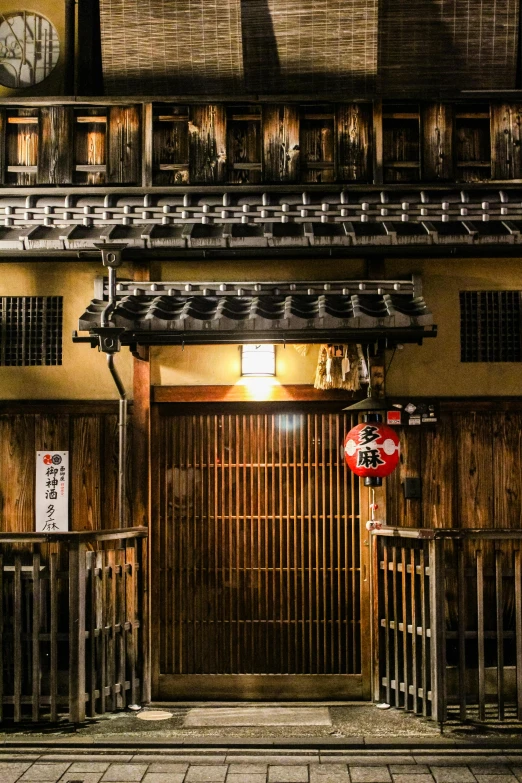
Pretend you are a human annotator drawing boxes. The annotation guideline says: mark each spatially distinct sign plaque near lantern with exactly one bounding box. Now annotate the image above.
[344,421,400,486]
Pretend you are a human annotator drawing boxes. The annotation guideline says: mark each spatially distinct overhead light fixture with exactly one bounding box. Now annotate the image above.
[241,344,276,377]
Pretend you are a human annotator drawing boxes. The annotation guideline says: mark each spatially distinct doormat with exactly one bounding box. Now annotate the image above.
[183,707,332,727]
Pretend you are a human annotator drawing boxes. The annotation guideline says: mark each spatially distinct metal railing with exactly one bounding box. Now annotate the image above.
[0,528,148,723]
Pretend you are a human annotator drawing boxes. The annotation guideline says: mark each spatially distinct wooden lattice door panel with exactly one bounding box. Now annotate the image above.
[152,408,365,699]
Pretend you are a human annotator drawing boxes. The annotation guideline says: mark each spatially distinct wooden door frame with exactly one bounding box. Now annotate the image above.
[146,391,373,701]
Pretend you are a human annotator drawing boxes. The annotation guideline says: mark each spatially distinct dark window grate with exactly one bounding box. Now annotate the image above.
[0,296,63,366]
[460,291,521,362]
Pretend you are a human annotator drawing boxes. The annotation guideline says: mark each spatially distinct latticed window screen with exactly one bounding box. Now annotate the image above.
[0,297,63,366]
[460,291,521,362]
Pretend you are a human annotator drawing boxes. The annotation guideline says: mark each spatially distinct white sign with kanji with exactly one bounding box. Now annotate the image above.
[35,451,69,532]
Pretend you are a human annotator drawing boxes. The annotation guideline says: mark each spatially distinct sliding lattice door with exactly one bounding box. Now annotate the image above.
[152,407,366,699]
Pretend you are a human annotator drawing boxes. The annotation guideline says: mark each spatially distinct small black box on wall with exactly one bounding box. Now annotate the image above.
[403,477,422,499]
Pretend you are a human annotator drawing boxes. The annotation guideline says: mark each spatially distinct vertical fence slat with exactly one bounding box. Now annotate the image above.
[32,552,41,722]
[401,546,409,711]
[457,541,466,721]
[420,546,428,717]
[117,548,126,709]
[429,538,446,724]
[0,553,3,722]
[496,549,505,720]
[69,542,86,724]
[49,551,58,723]
[87,551,97,717]
[476,548,486,722]
[411,547,418,714]
[126,544,136,706]
[515,548,522,722]
[14,555,22,722]
[392,545,399,706]
[383,543,390,705]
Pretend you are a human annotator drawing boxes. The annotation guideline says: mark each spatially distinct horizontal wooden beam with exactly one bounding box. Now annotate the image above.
[153,384,357,403]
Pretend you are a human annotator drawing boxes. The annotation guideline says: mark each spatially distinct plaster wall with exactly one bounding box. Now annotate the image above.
[0,262,133,400]
[0,256,519,400]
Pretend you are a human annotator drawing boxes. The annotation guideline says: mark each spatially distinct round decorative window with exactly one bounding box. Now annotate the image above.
[0,12,60,88]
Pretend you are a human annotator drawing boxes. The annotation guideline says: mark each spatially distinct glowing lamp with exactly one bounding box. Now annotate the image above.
[241,344,276,377]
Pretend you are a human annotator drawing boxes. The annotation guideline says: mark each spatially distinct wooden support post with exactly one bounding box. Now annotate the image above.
[132,262,151,704]
[142,103,153,188]
[69,541,86,723]
[372,99,383,186]
[428,538,446,725]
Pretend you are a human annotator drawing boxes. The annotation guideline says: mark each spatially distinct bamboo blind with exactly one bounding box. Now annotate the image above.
[158,412,361,676]
[99,0,244,95]
[380,0,519,92]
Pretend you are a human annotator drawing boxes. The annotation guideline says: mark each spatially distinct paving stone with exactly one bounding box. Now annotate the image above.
[392,775,434,783]
[67,764,112,774]
[470,769,512,776]
[348,760,414,767]
[149,759,226,766]
[59,774,103,783]
[510,769,522,783]
[101,763,148,782]
[309,763,350,782]
[19,763,72,782]
[184,707,331,727]
[474,777,519,783]
[268,766,309,783]
[226,775,267,783]
[390,769,430,775]
[430,768,476,783]
[40,757,109,764]
[225,758,315,766]
[146,765,190,774]
[0,762,33,783]
[349,768,392,783]
[227,764,269,774]
[142,774,187,783]
[185,766,228,783]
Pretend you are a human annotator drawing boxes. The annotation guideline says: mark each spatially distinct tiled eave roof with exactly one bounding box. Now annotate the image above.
[76,278,436,347]
[1,188,522,254]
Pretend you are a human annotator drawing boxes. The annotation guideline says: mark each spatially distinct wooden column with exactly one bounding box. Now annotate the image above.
[132,262,151,704]
[68,541,86,723]
[372,99,383,185]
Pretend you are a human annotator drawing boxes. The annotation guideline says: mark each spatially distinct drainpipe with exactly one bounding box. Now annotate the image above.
[107,354,127,529]
[93,243,129,528]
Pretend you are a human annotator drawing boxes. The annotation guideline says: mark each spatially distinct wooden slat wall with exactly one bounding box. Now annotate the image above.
[263,105,300,183]
[107,105,141,184]
[157,410,361,678]
[422,103,454,181]
[491,104,522,181]
[189,105,227,184]
[0,407,129,533]
[387,410,521,530]
[337,103,372,182]
[38,107,74,185]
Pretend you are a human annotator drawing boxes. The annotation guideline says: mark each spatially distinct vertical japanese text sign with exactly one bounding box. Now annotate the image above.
[36,451,69,532]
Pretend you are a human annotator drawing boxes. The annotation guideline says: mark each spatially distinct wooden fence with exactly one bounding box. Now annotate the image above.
[373,528,522,724]
[0,528,148,724]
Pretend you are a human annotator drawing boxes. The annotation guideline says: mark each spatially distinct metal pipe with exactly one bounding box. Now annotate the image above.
[101,266,117,328]
[107,353,127,528]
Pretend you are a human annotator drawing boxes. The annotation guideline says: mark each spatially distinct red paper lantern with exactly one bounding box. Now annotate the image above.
[344,422,400,479]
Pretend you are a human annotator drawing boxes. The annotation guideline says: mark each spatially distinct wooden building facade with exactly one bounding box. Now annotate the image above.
[0,0,521,723]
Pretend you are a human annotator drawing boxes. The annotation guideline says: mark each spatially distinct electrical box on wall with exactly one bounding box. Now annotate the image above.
[403,477,422,500]
[0,2,67,96]
[386,400,439,426]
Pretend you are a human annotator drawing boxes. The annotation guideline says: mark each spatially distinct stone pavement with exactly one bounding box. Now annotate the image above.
[0,748,521,783]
